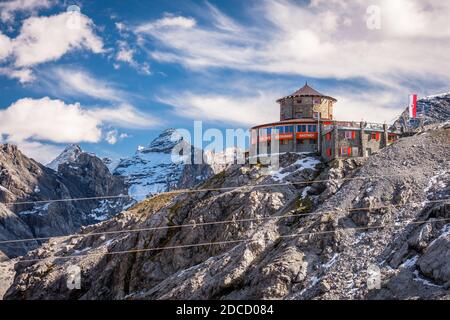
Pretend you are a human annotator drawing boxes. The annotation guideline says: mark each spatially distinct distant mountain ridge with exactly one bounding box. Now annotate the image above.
[0,128,219,256]
[0,144,130,258]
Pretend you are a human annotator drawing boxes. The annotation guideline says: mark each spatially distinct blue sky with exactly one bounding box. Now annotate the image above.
[0,0,449,163]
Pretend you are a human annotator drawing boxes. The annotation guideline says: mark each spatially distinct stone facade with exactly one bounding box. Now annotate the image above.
[280,96,334,120]
[321,123,396,161]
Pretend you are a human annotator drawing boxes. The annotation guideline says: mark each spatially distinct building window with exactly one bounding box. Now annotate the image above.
[275,126,284,133]
[284,126,293,133]
[388,134,396,144]
[297,125,307,132]
[352,147,359,156]
[370,132,381,141]
[340,147,351,156]
[326,148,332,157]
[345,131,356,139]
[267,128,272,135]
[308,125,317,132]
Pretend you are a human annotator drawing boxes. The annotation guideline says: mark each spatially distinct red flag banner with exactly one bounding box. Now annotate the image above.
[409,94,417,118]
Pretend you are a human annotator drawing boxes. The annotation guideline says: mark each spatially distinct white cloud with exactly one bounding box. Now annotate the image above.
[116,43,134,64]
[104,130,130,145]
[105,130,118,145]
[380,0,450,38]
[135,16,196,33]
[132,0,450,126]
[0,11,104,83]
[0,0,53,23]
[114,40,151,75]
[119,133,130,139]
[0,32,13,61]
[205,1,241,32]
[158,92,279,127]
[115,22,126,32]
[87,104,160,129]
[49,67,124,101]
[0,97,160,162]
[12,12,104,67]
[332,91,402,124]
[0,97,102,143]
[0,67,34,83]
[135,0,450,89]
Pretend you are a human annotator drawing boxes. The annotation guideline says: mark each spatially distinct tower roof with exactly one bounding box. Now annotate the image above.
[276,83,337,103]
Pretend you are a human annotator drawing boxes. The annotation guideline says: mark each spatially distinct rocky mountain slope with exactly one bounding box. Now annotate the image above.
[0,256,15,299]
[4,117,448,299]
[391,93,450,133]
[0,144,129,258]
[112,128,215,201]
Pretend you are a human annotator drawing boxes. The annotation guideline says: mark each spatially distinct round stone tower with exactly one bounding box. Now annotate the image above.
[276,83,337,121]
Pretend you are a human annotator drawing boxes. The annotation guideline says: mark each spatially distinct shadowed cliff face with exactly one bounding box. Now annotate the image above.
[3,121,449,300]
[0,144,130,258]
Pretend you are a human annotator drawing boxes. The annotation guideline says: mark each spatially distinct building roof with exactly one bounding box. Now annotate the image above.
[276,83,337,103]
[251,118,332,130]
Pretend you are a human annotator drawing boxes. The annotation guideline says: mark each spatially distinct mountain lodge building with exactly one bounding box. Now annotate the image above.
[250,83,399,161]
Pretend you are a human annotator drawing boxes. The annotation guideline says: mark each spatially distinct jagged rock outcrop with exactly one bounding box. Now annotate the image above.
[0,144,129,258]
[112,128,214,201]
[204,147,246,174]
[0,204,38,256]
[0,250,8,262]
[391,93,450,133]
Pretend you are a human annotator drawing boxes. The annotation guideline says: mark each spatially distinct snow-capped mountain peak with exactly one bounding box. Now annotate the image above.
[46,144,83,171]
[139,128,184,154]
[113,129,212,202]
